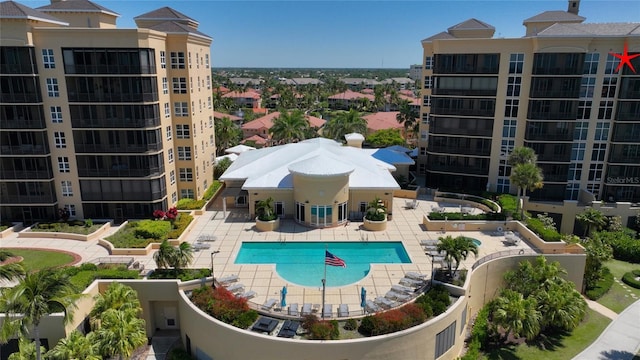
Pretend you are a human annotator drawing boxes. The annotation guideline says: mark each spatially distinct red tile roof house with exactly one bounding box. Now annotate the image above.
[328,90,375,110]
[213,111,243,126]
[241,134,268,148]
[222,90,262,109]
[241,111,326,146]
[362,111,405,134]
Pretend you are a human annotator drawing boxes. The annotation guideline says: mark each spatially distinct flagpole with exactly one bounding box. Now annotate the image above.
[322,243,327,320]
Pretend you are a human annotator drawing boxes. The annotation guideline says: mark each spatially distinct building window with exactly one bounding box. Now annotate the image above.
[177,146,192,160]
[418,163,426,174]
[179,168,193,182]
[509,53,524,74]
[166,125,172,141]
[501,139,515,157]
[571,143,585,161]
[167,148,174,163]
[502,119,517,138]
[160,51,166,69]
[422,113,430,124]
[170,52,185,69]
[171,191,177,203]
[181,189,195,199]
[435,321,456,358]
[64,204,76,217]
[587,183,601,199]
[577,101,591,120]
[176,124,190,139]
[566,183,580,200]
[42,49,55,69]
[497,178,510,193]
[598,101,614,120]
[174,102,188,117]
[594,122,610,141]
[206,75,211,89]
[422,95,431,107]
[424,76,432,89]
[601,77,617,98]
[421,130,427,140]
[170,170,175,185]
[188,52,192,68]
[605,53,620,75]
[46,78,59,97]
[498,159,511,177]
[58,156,70,173]
[50,106,63,123]
[568,163,582,181]
[54,132,66,148]
[505,99,519,117]
[162,77,168,94]
[209,116,213,128]
[425,56,433,70]
[583,53,599,75]
[190,77,193,93]
[208,96,212,109]
[506,76,521,97]
[194,145,198,158]
[574,121,588,140]
[419,147,427,156]
[195,166,199,179]
[61,181,73,197]
[589,163,603,181]
[205,54,210,68]
[591,143,607,162]
[164,103,171,118]
[580,77,596,98]
[210,134,214,146]
[172,77,187,94]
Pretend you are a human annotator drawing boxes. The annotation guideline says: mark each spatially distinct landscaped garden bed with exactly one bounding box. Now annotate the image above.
[105,212,193,248]
[176,181,222,210]
[28,220,103,235]
[149,268,211,282]
[59,263,141,290]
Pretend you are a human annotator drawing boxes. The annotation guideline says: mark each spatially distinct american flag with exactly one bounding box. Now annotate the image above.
[325,250,346,267]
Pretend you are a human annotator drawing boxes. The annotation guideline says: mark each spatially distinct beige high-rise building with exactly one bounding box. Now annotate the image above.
[418,0,640,232]
[0,0,214,223]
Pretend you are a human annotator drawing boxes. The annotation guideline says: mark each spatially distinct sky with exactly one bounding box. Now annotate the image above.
[20,0,640,68]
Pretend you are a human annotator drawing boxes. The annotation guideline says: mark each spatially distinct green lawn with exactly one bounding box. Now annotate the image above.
[597,259,640,313]
[4,248,75,271]
[484,309,611,360]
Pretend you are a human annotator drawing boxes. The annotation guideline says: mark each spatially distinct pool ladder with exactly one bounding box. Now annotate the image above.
[360,233,369,242]
[279,234,286,243]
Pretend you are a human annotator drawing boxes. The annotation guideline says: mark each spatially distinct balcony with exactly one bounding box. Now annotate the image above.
[0,144,49,155]
[80,189,166,202]
[0,93,42,103]
[0,169,53,180]
[77,165,164,178]
[428,145,490,156]
[1,118,46,129]
[74,143,162,153]
[64,65,156,75]
[525,132,573,141]
[427,164,488,175]
[71,117,161,129]
[0,194,56,204]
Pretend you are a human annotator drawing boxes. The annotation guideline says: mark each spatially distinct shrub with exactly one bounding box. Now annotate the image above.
[622,270,640,289]
[84,218,93,227]
[167,348,194,360]
[526,216,562,242]
[149,268,211,281]
[176,198,205,210]
[415,284,451,316]
[602,230,640,263]
[585,267,614,300]
[308,321,337,340]
[190,286,257,329]
[167,213,193,239]
[344,318,358,331]
[357,303,426,336]
[428,212,506,221]
[134,219,172,240]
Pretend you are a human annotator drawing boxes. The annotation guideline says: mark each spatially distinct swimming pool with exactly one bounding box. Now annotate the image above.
[235,242,411,287]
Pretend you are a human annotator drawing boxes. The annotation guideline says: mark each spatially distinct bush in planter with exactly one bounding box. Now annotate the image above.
[365,197,386,221]
[586,267,614,300]
[167,213,193,239]
[622,270,640,289]
[256,197,277,221]
[134,220,172,241]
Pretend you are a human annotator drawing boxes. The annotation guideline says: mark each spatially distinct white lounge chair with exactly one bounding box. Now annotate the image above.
[225,283,244,293]
[365,300,381,313]
[391,284,414,294]
[262,298,277,310]
[338,304,349,317]
[193,242,211,250]
[405,272,427,280]
[420,239,439,246]
[385,291,410,302]
[217,274,238,284]
[288,303,299,316]
[374,296,396,309]
[323,304,333,318]
[399,277,423,288]
[301,303,312,315]
[238,290,256,299]
[197,234,217,242]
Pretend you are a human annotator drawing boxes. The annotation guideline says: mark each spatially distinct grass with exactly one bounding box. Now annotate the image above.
[4,248,75,271]
[597,259,640,313]
[483,309,611,360]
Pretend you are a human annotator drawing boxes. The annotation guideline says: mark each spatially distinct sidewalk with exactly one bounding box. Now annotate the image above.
[573,299,640,360]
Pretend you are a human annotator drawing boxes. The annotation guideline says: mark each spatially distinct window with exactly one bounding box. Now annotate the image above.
[580,77,596,98]
[568,163,582,181]
[177,146,192,160]
[64,204,76,217]
[166,125,172,140]
[421,130,427,140]
[206,75,211,89]
[42,49,55,69]
[587,183,601,199]
[208,96,212,109]
[502,119,517,138]
[194,145,198,158]
[598,101,614,120]
[196,166,199,179]
[58,156,70,173]
[181,189,194,199]
[505,99,519,117]
[506,76,521,97]
[210,135,214,146]
[605,53,620,75]
[497,178,510,193]
[425,56,433,70]
[419,147,427,155]
[574,121,588,140]
[422,95,431,107]
[61,181,73,197]
[54,132,66,148]
[190,77,193,93]
[188,52,192,68]
[498,159,511,177]
[170,52,185,69]
[179,168,193,182]
[583,53,599,74]
[167,148,174,163]
[501,139,515,156]
[46,78,59,97]
[50,106,63,123]
[594,122,610,141]
[172,191,177,203]
[160,51,166,69]
[209,116,213,128]
[566,183,580,200]
[589,163,603,181]
[571,143,585,161]
[174,102,188,117]
[435,321,456,358]
[176,124,190,138]
[359,202,367,213]
[509,53,524,74]
[601,77,617,98]
[172,77,187,94]
[577,101,592,120]
[424,76,432,89]
[170,170,175,185]
[205,54,210,68]
[164,103,170,118]
[162,77,168,94]
[422,113,430,124]
[592,143,607,161]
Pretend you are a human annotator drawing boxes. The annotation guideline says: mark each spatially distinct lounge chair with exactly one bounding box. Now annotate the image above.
[251,317,278,333]
[399,277,423,288]
[225,283,244,293]
[301,303,312,315]
[385,291,410,302]
[338,304,349,317]
[193,242,211,250]
[238,290,257,299]
[322,304,333,318]
[262,298,277,311]
[391,284,414,294]
[365,300,381,313]
[288,303,299,316]
[197,234,217,242]
[374,296,396,309]
[217,274,239,284]
[277,320,300,338]
[405,272,427,280]
[420,239,439,246]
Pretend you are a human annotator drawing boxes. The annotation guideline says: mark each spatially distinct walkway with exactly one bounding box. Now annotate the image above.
[573,299,640,360]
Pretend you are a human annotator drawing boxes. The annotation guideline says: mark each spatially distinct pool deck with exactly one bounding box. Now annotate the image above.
[0,195,534,318]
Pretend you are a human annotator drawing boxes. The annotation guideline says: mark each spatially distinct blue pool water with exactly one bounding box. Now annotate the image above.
[235,242,411,287]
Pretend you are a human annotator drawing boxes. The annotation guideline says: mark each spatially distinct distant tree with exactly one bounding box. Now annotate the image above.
[576,208,607,237]
[46,330,100,360]
[269,110,309,144]
[214,117,241,156]
[214,157,232,179]
[0,250,25,281]
[508,146,537,166]
[510,162,543,218]
[366,128,406,148]
[436,235,479,278]
[493,289,540,341]
[582,233,613,290]
[323,109,367,141]
[396,99,418,143]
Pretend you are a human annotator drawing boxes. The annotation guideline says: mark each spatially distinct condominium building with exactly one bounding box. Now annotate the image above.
[0,0,214,223]
[418,0,640,229]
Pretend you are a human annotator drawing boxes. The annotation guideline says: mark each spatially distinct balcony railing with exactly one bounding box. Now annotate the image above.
[74,143,162,153]
[0,118,46,129]
[427,164,488,175]
[71,117,161,129]
[77,166,164,178]
[428,146,491,156]
[0,170,53,180]
[1,194,56,204]
[0,144,49,155]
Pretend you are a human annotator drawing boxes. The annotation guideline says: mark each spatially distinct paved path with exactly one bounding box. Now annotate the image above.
[573,299,640,360]
[584,297,618,320]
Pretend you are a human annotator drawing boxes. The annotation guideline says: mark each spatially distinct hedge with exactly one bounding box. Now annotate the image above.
[437,193,499,212]
[595,230,640,263]
[149,268,211,281]
[428,212,506,221]
[134,219,172,240]
[525,217,561,242]
[176,181,222,210]
[622,270,640,289]
[585,267,614,300]
[167,213,193,239]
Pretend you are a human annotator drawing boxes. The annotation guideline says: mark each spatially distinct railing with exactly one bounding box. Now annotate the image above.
[471,249,538,270]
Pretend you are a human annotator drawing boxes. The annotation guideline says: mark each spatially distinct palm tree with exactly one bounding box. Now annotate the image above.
[510,162,544,218]
[493,289,541,341]
[535,281,586,332]
[153,239,174,270]
[396,99,418,143]
[0,270,82,360]
[576,208,607,237]
[214,117,241,156]
[90,282,142,323]
[436,236,479,278]
[365,197,387,221]
[373,85,386,111]
[171,242,194,270]
[0,250,25,281]
[46,330,100,360]
[269,110,309,144]
[8,337,46,360]
[323,109,368,141]
[255,197,276,221]
[93,309,147,360]
[508,146,537,166]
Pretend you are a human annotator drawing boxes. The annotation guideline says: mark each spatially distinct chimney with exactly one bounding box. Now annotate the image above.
[567,0,580,15]
[344,133,364,148]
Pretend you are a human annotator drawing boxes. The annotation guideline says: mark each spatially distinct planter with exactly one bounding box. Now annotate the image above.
[363,216,387,231]
[256,217,279,232]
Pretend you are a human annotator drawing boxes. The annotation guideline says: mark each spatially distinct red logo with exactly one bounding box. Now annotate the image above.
[609,42,640,73]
